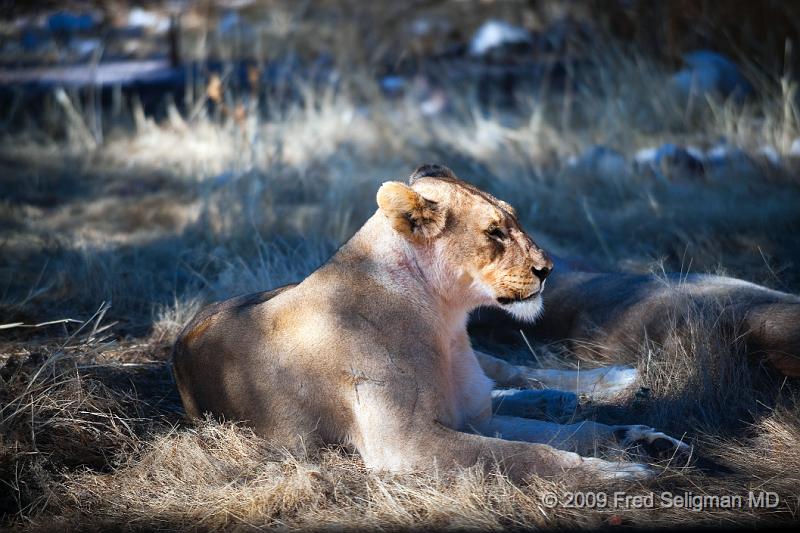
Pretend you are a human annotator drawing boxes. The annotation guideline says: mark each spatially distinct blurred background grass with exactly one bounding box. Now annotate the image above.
[1,1,800,530]
[1,0,798,331]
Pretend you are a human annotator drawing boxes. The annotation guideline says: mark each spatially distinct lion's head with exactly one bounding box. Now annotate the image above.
[376,164,552,322]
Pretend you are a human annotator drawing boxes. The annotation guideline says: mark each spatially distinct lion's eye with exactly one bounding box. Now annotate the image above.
[487,226,505,240]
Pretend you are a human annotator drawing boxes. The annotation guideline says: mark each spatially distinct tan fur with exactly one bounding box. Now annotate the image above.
[182,316,214,346]
[172,165,652,482]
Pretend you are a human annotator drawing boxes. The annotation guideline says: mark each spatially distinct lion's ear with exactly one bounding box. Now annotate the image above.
[376,181,446,241]
[498,200,516,217]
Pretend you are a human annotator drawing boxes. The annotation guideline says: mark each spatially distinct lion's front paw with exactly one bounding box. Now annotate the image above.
[613,425,691,460]
[583,366,639,399]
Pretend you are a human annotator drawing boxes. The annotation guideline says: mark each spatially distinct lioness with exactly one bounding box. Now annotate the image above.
[471,269,800,379]
[173,164,688,482]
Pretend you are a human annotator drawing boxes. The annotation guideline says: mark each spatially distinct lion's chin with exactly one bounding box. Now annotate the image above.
[499,295,543,323]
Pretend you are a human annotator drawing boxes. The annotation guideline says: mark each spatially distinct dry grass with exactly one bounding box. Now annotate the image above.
[2,2,800,530]
[3,348,797,531]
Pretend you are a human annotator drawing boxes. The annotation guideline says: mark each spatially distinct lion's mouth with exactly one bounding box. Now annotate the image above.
[497,291,540,305]
[497,279,546,305]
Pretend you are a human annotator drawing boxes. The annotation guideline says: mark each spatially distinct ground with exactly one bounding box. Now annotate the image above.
[1,1,800,530]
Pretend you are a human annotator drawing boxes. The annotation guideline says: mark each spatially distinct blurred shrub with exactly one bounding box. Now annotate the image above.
[592,0,800,76]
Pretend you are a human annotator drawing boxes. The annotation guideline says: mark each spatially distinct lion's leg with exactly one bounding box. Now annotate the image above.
[491,388,578,419]
[476,350,638,399]
[475,415,690,459]
[474,350,535,388]
[521,366,639,400]
[352,390,652,482]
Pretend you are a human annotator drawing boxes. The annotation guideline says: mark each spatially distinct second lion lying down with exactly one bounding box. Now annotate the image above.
[173,164,694,482]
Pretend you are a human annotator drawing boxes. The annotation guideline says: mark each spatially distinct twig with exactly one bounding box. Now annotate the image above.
[0,318,82,330]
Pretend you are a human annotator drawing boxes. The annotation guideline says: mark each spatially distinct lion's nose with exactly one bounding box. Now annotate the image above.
[532,256,553,282]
